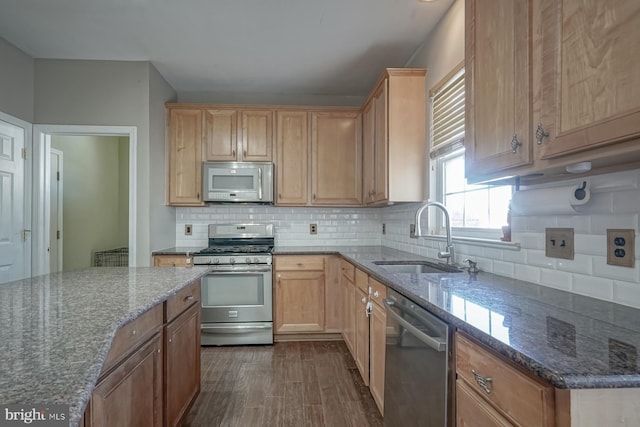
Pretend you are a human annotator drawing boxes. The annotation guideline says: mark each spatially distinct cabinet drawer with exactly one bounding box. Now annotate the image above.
[456,379,513,427]
[355,268,369,292]
[369,278,387,307]
[101,304,163,376]
[166,280,201,323]
[276,255,325,271]
[153,254,189,267]
[455,333,555,426]
[340,259,355,282]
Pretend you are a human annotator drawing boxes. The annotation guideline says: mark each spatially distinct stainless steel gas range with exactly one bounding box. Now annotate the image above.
[193,223,274,346]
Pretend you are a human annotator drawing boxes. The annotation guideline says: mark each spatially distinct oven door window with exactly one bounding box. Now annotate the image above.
[202,273,265,307]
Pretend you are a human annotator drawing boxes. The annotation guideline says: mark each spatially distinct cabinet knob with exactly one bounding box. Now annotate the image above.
[373,291,379,298]
[361,296,366,304]
[132,330,136,335]
[169,338,172,343]
[312,194,317,201]
[535,123,549,145]
[510,134,522,153]
[197,192,200,200]
[243,150,247,158]
[232,150,236,157]
[185,295,194,301]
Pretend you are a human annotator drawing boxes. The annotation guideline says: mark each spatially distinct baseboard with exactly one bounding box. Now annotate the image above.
[274,332,343,342]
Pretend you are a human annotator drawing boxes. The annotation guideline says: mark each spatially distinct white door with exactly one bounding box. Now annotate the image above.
[50,149,63,272]
[0,119,29,283]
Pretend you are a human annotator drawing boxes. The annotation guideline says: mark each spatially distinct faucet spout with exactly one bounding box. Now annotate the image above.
[414,201,455,265]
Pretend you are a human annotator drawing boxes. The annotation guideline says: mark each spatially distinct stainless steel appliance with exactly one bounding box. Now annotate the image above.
[194,223,274,345]
[383,289,451,427]
[202,161,274,203]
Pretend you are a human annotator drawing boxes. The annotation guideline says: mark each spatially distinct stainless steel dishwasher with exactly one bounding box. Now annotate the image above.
[383,288,451,427]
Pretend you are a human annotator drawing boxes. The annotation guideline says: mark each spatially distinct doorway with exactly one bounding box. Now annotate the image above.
[33,125,137,275]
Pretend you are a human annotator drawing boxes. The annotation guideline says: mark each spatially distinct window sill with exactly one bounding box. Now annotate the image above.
[420,234,521,251]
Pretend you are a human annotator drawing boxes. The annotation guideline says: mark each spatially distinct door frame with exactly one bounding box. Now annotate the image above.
[49,148,63,272]
[33,125,137,274]
[0,111,32,281]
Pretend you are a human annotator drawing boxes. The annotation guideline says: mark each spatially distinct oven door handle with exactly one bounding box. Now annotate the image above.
[258,167,263,201]
[384,299,447,352]
[201,324,272,334]
[205,266,272,273]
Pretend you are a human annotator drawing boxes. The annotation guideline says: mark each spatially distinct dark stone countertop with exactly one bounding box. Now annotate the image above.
[272,245,640,389]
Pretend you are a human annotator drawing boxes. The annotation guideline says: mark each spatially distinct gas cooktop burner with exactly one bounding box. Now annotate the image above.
[197,245,273,255]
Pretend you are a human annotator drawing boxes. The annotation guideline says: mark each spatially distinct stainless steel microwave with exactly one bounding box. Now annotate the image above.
[202,162,274,203]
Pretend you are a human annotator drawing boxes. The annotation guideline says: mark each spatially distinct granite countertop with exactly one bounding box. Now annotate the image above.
[273,245,640,389]
[0,267,208,427]
[152,246,205,255]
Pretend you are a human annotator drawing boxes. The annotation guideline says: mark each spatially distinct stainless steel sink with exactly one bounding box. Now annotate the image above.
[373,260,463,274]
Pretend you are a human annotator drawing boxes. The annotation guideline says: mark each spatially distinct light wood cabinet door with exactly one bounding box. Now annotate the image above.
[203,109,238,161]
[362,100,375,204]
[535,0,640,160]
[88,333,163,427]
[456,379,514,427]
[369,296,387,415]
[168,108,204,206]
[165,303,201,427]
[276,111,308,205]
[240,110,273,161]
[465,0,532,180]
[340,261,356,356]
[275,270,325,333]
[355,286,370,386]
[310,111,362,206]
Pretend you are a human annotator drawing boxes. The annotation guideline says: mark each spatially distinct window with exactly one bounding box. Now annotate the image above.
[430,63,512,234]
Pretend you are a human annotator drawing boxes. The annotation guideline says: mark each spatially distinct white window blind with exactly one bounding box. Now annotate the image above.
[430,68,465,159]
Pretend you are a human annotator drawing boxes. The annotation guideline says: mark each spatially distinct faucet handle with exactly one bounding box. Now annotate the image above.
[463,259,479,274]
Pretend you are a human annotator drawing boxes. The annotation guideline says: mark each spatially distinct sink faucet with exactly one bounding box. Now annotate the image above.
[414,201,455,265]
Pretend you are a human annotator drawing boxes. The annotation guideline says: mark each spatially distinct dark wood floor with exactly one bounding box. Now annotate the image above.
[184,341,384,427]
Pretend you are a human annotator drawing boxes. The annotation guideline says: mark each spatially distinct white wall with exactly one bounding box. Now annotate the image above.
[51,135,128,270]
[0,37,34,123]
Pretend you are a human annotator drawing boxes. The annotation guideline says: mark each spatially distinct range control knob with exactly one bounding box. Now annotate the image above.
[254,257,260,264]
[245,257,252,264]
[213,257,220,265]
[229,257,236,265]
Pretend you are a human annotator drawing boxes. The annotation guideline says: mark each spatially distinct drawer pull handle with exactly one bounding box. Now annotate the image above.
[373,290,379,298]
[472,369,493,394]
[185,295,194,301]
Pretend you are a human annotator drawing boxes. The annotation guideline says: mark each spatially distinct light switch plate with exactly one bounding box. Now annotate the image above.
[606,229,635,267]
[545,228,574,260]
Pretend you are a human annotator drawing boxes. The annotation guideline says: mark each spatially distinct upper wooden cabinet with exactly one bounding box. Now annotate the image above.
[168,108,204,206]
[310,111,362,206]
[535,0,640,160]
[465,0,640,183]
[275,111,308,205]
[363,69,427,205]
[203,108,273,162]
[465,0,532,180]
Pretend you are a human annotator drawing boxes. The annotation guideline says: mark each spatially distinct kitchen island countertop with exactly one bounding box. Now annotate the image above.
[0,267,208,426]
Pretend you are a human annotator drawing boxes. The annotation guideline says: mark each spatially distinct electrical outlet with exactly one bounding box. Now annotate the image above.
[606,229,635,267]
[310,224,318,235]
[409,224,416,238]
[184,224,192,236]
[545,228,574,259]
[382,224,386,235]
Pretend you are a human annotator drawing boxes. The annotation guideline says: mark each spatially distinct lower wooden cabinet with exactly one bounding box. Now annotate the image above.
[368,278,387,415]
[455,332,555,426]
[165,303,201,427]
[456,379,513,427]
[87,333,164,427]
[274,256,325,334]
[340,260,356,354]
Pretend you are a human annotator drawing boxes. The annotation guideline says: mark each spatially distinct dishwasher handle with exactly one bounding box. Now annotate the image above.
[384,299,447,352]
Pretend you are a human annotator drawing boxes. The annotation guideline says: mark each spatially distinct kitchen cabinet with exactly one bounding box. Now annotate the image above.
[362,69,427,205]
[203,109,237,161]
[203,108,273,162]
[535,0,640,160]
[368,278,387,415]
[354,269,370,386]
[152,254,192,267]
[167,108,204,206]
[165,302,200,427]
[464,0,532,181]
[455,332,556,426]
[340,260,356,355]
[275,111,308,205]
[310,111,362,206]
[274,255,325,334]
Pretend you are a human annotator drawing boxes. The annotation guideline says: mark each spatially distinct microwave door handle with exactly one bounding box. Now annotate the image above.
[258,167,263,200]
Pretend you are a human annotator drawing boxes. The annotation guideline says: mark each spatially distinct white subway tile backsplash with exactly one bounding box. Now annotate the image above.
[526,250,556,269]
[574,234,606,257]
[540,269,572,292]
[590,214,638,234]
[557,254,593,275]
[492,260,514,277]
[514,264,541,283]
[592,258,640,283]
[613,280,640,307]
[572,274,614,301]
[556,215,591,234]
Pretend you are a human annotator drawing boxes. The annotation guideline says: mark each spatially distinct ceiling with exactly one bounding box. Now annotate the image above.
[0,0,455,97]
